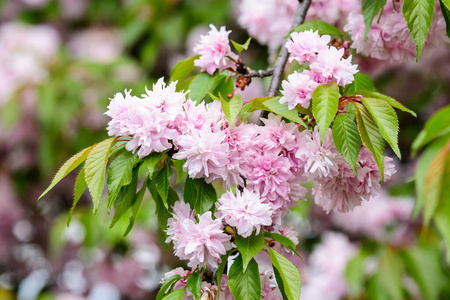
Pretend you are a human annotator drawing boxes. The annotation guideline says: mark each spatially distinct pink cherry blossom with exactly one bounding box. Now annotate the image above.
[173,211,231,269]
[166,201,195,244]
[193,24,238,75]
[280,71,320,110]
[216,188,273,237]
[286,30,331,64]
[309,46,358,86]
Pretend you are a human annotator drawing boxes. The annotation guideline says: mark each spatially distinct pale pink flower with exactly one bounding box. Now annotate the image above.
[216,189,273,237]
[141,78,186,118]
[296,128,344,180]
[193,25,238,75]
[286,30,331,64]
[105,89,139,137]
[166,201,195,243]
[280,71,320,109]
[69,28,122,63]
[309,47,358,86]
[258,114,301,152]
[173,126,230,183]
[313,147,397,213]
[174,211,231,269]
[306,0,360,27]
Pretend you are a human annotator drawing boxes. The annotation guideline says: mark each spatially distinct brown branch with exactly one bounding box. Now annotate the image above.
[257,0,312,124]
[245,68,274,78]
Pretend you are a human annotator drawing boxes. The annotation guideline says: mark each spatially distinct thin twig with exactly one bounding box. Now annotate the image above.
[245,68,274,78]
[257,0,312,124]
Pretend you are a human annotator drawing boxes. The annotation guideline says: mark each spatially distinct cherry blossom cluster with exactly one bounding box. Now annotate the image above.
[281,29,358,110]
[344,1,448,63]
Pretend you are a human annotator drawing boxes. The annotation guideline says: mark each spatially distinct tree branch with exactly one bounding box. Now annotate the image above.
[258,0,312,123]
[245,68,273,78]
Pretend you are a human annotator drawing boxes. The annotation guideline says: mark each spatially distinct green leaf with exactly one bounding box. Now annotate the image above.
[264,232,301,258]
[144,152,165,179]
[189,73,223,103]
[261,97,308,128]
[442,0,450,10]
[148,180,172,230]
[156,275,182,300]
[228,255,261,300]
[345,73,377,95]
[170,55,200,89]
[68,167,87,226]
[312,83,340,143]
[235,232,265,271]
[272,266,289,300]
[355,103,385,180]
[412,105,450,154]
[402,245,447,300]
[110,166,139,228]
[423,140,450,224]
[183,177,217,215]
[413,134,450,218]
[289,20,342,37]
[220,94,243,127]
[440,0,450,38]
[362,0,387,39]
[434,182,450,263]
[362,98,401,159]
[332,114,362,174]
[163,288,185,300]
[345,250,368,297]
[154,164,173,209]
[187,272,202,300]
[354,90,416,117]
[39,144,95,200]
[402,0,435,60]
[85,137,117,212]
[107,151,138,209]
[377,248,404,300]
[124,177,148,237]
[215,250,234,299]
[231,37,251,54]
[212,77,235,100]
[172,159,187,184]
[269,248,301,300]
[239,103,253,121]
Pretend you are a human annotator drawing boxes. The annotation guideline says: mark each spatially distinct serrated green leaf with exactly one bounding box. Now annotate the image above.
[170,55,200,90]
[354,90,416,117]
[239,103,253,121]
[345,73,377,95]
[110,166,139,228]
[39,144,95,200]
[189,73,224,103]
[312,83,340,143]
[440,0,450,38]
[423,140,450,224]
[220,94,243,127]
[148,180,171,230]
[235,232,265,271]
[145,152,166,179]
[228,255,261,300]
[288,20,342,37]
[154,164,173,209]
[403,0,435,60]
[212,77,235,100]
[260,97,308,128]
[362,0,387,39]
[107,151,138,209]
[332,114,362,174]
[184,177,217,214]
[269,248,301,300]
[85,137,117,212]
[272,266,289,300]
[187,272,202,300]
[156,275,182,300]
[67,167,87,226]
[163,288,185,300]
[362,98,401,159]
[172,159,187,184]
[412,105,450,154]
[264,232,301,258]
[231,37,251,54]
[355,103,385,180]
[124,177,148,237]
[215,250,234,299]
